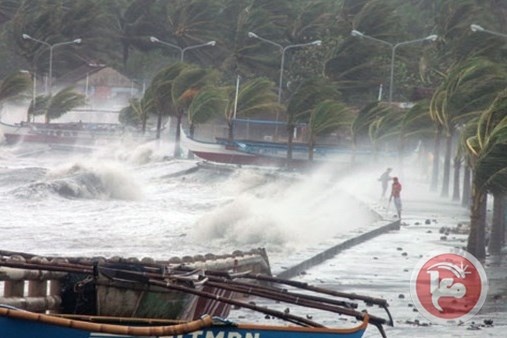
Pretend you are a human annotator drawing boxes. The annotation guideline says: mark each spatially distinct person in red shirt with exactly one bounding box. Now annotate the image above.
[390,177,402,219]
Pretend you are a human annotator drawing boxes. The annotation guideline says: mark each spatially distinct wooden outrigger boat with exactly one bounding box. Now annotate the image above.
[0,120,155,146]
[0,250,393,338]
[0,248,271,320]
[0,120,124,145]
[0,306,370,338]
[181,126,374,169]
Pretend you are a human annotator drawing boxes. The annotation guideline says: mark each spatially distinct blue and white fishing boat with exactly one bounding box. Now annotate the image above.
[0,305,371,338]
[0,251,392,338]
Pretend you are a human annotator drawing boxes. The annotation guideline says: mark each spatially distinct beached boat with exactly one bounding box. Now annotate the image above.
[0,248,271,320]
[181,127,356,169]
[0,305,371,338]
[0,120,151,146]
[180,126,260,166]
[0,120,120,145]
[0,263,392,338]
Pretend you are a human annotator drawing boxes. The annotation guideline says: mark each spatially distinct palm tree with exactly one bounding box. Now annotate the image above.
[187,87,226,138]
[143,62,190,140]
[325,0,405,105]
[307,100,353,160]
[367,104,403,159]
[0,72,31,119]
[287,77,342,163]
[152,0,221,67]
[458,120,477,208]
[171,66,218,157]
[223,77,282,143]
[13,1,108,75]
[465,90,507,259]
[429,57,507,197]
[119,98,150,132]
[28,87,85,123]
[400,100,435,167]
[350,102,390,163]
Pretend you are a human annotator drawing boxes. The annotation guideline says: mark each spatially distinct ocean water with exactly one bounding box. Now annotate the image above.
[0,139,504,337]
[0,140,378,268]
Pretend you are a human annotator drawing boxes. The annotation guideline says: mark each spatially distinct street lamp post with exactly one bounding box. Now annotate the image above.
[248,32,322,104]
[351,30,437,103]
[149,36,216,62]
[471,24,507,39]
[22,34,82,96]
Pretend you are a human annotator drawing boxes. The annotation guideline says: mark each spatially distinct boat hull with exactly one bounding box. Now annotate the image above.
[0,248,271,321]
[181,129,289,167]
[0,120,143,146]
[181,128,361,169]
[0,310,367,338]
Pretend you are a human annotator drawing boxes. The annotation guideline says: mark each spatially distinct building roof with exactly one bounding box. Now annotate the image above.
[54,65,141,89]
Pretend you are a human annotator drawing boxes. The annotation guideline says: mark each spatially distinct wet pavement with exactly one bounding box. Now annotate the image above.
[322,176,507,337]
[229,171,507,337]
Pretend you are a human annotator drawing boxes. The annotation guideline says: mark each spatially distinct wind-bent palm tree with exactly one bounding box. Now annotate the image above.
[171,67,218,157]
[0,72,31,120]
[223,77,282,143]
[13,1,106,74]
[287,77,342,163]
[28,87,85,123]
[350,101,390,164]
[429,57,507,197]
[367,105,403,159]
[465,91,507,259]
[187,87,226,137]
[153,0,220,67]
[307,100,353,160]
[325,0,404,105]
[119,98,152,132]
[144,62,190,140]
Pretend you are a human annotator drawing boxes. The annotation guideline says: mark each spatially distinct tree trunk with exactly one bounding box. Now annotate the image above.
[503,196,507,247]
[489,192,506,255]
[227,120,234,143]
[351,136,357,165]
[467,182,487,259]
[122,41,130,68]
[286,124,295,168]
[173,113,183,158]
[308,138,315,161]
[452,156,461,201]
[431,125,442,192]
[441,129,453,198]
[155,109,162,139]
[462,165,471,208]
[142,111,147,134]
[187,124,195,159]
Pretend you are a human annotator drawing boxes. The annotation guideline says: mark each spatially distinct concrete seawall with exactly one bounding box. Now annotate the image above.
[276,219,400,279]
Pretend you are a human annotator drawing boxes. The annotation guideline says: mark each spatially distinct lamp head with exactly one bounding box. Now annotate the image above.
[248,32,258,38]
[470,24,484,32]
[150,36,159,43]
[22,34,31,40]
[208,41,216,46]
[351,30,364,37]
[313,40,322,46]
[73,38,82,44]
[425,34,438,41]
